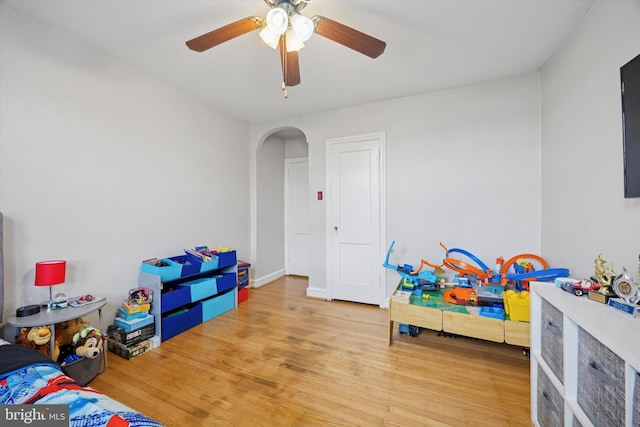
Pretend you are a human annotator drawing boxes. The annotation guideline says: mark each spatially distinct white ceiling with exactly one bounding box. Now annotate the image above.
[4,0,595,124]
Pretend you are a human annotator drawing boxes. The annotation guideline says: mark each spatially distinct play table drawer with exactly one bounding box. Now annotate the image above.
[389,300,442,330]
[504,320,530,347]
[442,311,504,342]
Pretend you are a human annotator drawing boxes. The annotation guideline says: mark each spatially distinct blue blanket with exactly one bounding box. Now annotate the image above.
[0,343,162,427]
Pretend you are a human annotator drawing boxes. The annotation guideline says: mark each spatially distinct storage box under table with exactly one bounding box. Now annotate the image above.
[108,338,154,360]
[62,354,102,385]
[200,290,235,322]
[113,313,154,332]
[121,301,151,315]
[117,307,149,321]
[107,322,155,347]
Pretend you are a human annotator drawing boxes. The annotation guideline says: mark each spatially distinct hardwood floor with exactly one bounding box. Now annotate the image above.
[91,276,532,427]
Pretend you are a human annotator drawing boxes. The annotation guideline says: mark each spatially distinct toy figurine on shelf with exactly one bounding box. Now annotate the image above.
[129,287,153,305]
[588,254,616,303]
[612,266,639,305]
[607,261,640,317]
[592,254,615,294]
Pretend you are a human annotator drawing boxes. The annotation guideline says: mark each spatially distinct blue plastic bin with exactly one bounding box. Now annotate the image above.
[141,258,182,282]
[181,277,217,302]
[161,304,202,341]
[169,255,201,277]
[200,291,235,322]
[161,285,191,313]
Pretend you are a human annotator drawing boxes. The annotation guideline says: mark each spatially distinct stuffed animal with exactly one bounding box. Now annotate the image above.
[15,325,60,361]
[72,327,103,359]
[56,317,90,347]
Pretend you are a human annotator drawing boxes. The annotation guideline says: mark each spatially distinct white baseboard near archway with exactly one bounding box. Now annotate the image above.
[252,269,286,288]
[305,286,327,300]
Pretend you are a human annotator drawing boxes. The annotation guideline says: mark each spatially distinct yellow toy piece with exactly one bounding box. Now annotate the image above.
[503,290,530,322]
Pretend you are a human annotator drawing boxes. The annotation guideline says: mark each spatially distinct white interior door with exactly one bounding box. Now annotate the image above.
[327,133,385,306]
[285,158,309,276]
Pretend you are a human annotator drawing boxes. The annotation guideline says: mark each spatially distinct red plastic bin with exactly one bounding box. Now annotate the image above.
[238,287,248,303]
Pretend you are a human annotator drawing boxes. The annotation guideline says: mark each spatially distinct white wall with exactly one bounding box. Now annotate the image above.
[285,137,308,159]
[252,73,542,299]
[256,135,286,282]
[540,0,640,278]
[0,5,251,327]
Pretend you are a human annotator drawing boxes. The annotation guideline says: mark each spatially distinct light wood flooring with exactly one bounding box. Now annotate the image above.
[91,276,532,427]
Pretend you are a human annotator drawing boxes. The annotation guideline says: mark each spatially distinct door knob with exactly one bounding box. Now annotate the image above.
[334,226,338,231]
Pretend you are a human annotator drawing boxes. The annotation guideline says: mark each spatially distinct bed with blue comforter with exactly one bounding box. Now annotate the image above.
[0,341,162,426]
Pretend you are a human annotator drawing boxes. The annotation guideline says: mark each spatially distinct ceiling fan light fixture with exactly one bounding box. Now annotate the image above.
[285,29,305,52]
[259,26,281,49]
[266,7,288,35]
[290,13,314,42]
[185,0,386,93]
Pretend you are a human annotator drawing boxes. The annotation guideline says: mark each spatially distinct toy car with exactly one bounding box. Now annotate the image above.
[556,278,600,296]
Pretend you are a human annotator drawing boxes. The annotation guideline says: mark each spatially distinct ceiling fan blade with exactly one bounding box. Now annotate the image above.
[313,16,386,59]
[280,38,301,87]
[186,17,264,52]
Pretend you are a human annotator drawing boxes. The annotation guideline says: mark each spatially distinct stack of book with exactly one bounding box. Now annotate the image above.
[107,288,156,360]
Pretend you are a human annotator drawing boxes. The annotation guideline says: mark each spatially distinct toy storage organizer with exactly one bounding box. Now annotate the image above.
[530,282,640,427]
[139,251,238,342]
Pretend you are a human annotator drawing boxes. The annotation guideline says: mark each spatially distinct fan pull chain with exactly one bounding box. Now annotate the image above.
[280,35,288,99]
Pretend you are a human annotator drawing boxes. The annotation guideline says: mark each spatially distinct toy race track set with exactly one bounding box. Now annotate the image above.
[384,240,570,351]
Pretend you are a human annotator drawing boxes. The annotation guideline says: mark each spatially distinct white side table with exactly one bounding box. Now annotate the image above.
[7,300,107,372]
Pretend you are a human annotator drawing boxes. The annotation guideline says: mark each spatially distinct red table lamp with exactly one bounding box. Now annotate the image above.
[35,260,66,309]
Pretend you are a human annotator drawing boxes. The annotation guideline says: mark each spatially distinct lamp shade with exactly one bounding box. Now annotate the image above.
[285,29,305,52]
[259,26,281,49]
[290,13,314,42]
[35,260,66,286]
[266,8,288,35]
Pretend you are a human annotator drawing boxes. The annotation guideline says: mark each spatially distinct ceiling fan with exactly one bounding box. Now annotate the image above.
[186,0,386,97]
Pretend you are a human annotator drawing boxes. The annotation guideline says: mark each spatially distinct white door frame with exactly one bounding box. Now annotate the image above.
[325,132,387,307]
[284,157,309,276]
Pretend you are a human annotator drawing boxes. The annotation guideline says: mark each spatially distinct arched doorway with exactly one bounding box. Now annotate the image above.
[254,127,309,286]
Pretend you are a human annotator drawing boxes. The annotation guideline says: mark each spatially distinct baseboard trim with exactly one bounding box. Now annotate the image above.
[251,269,286,288]
[305,286,327,300]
